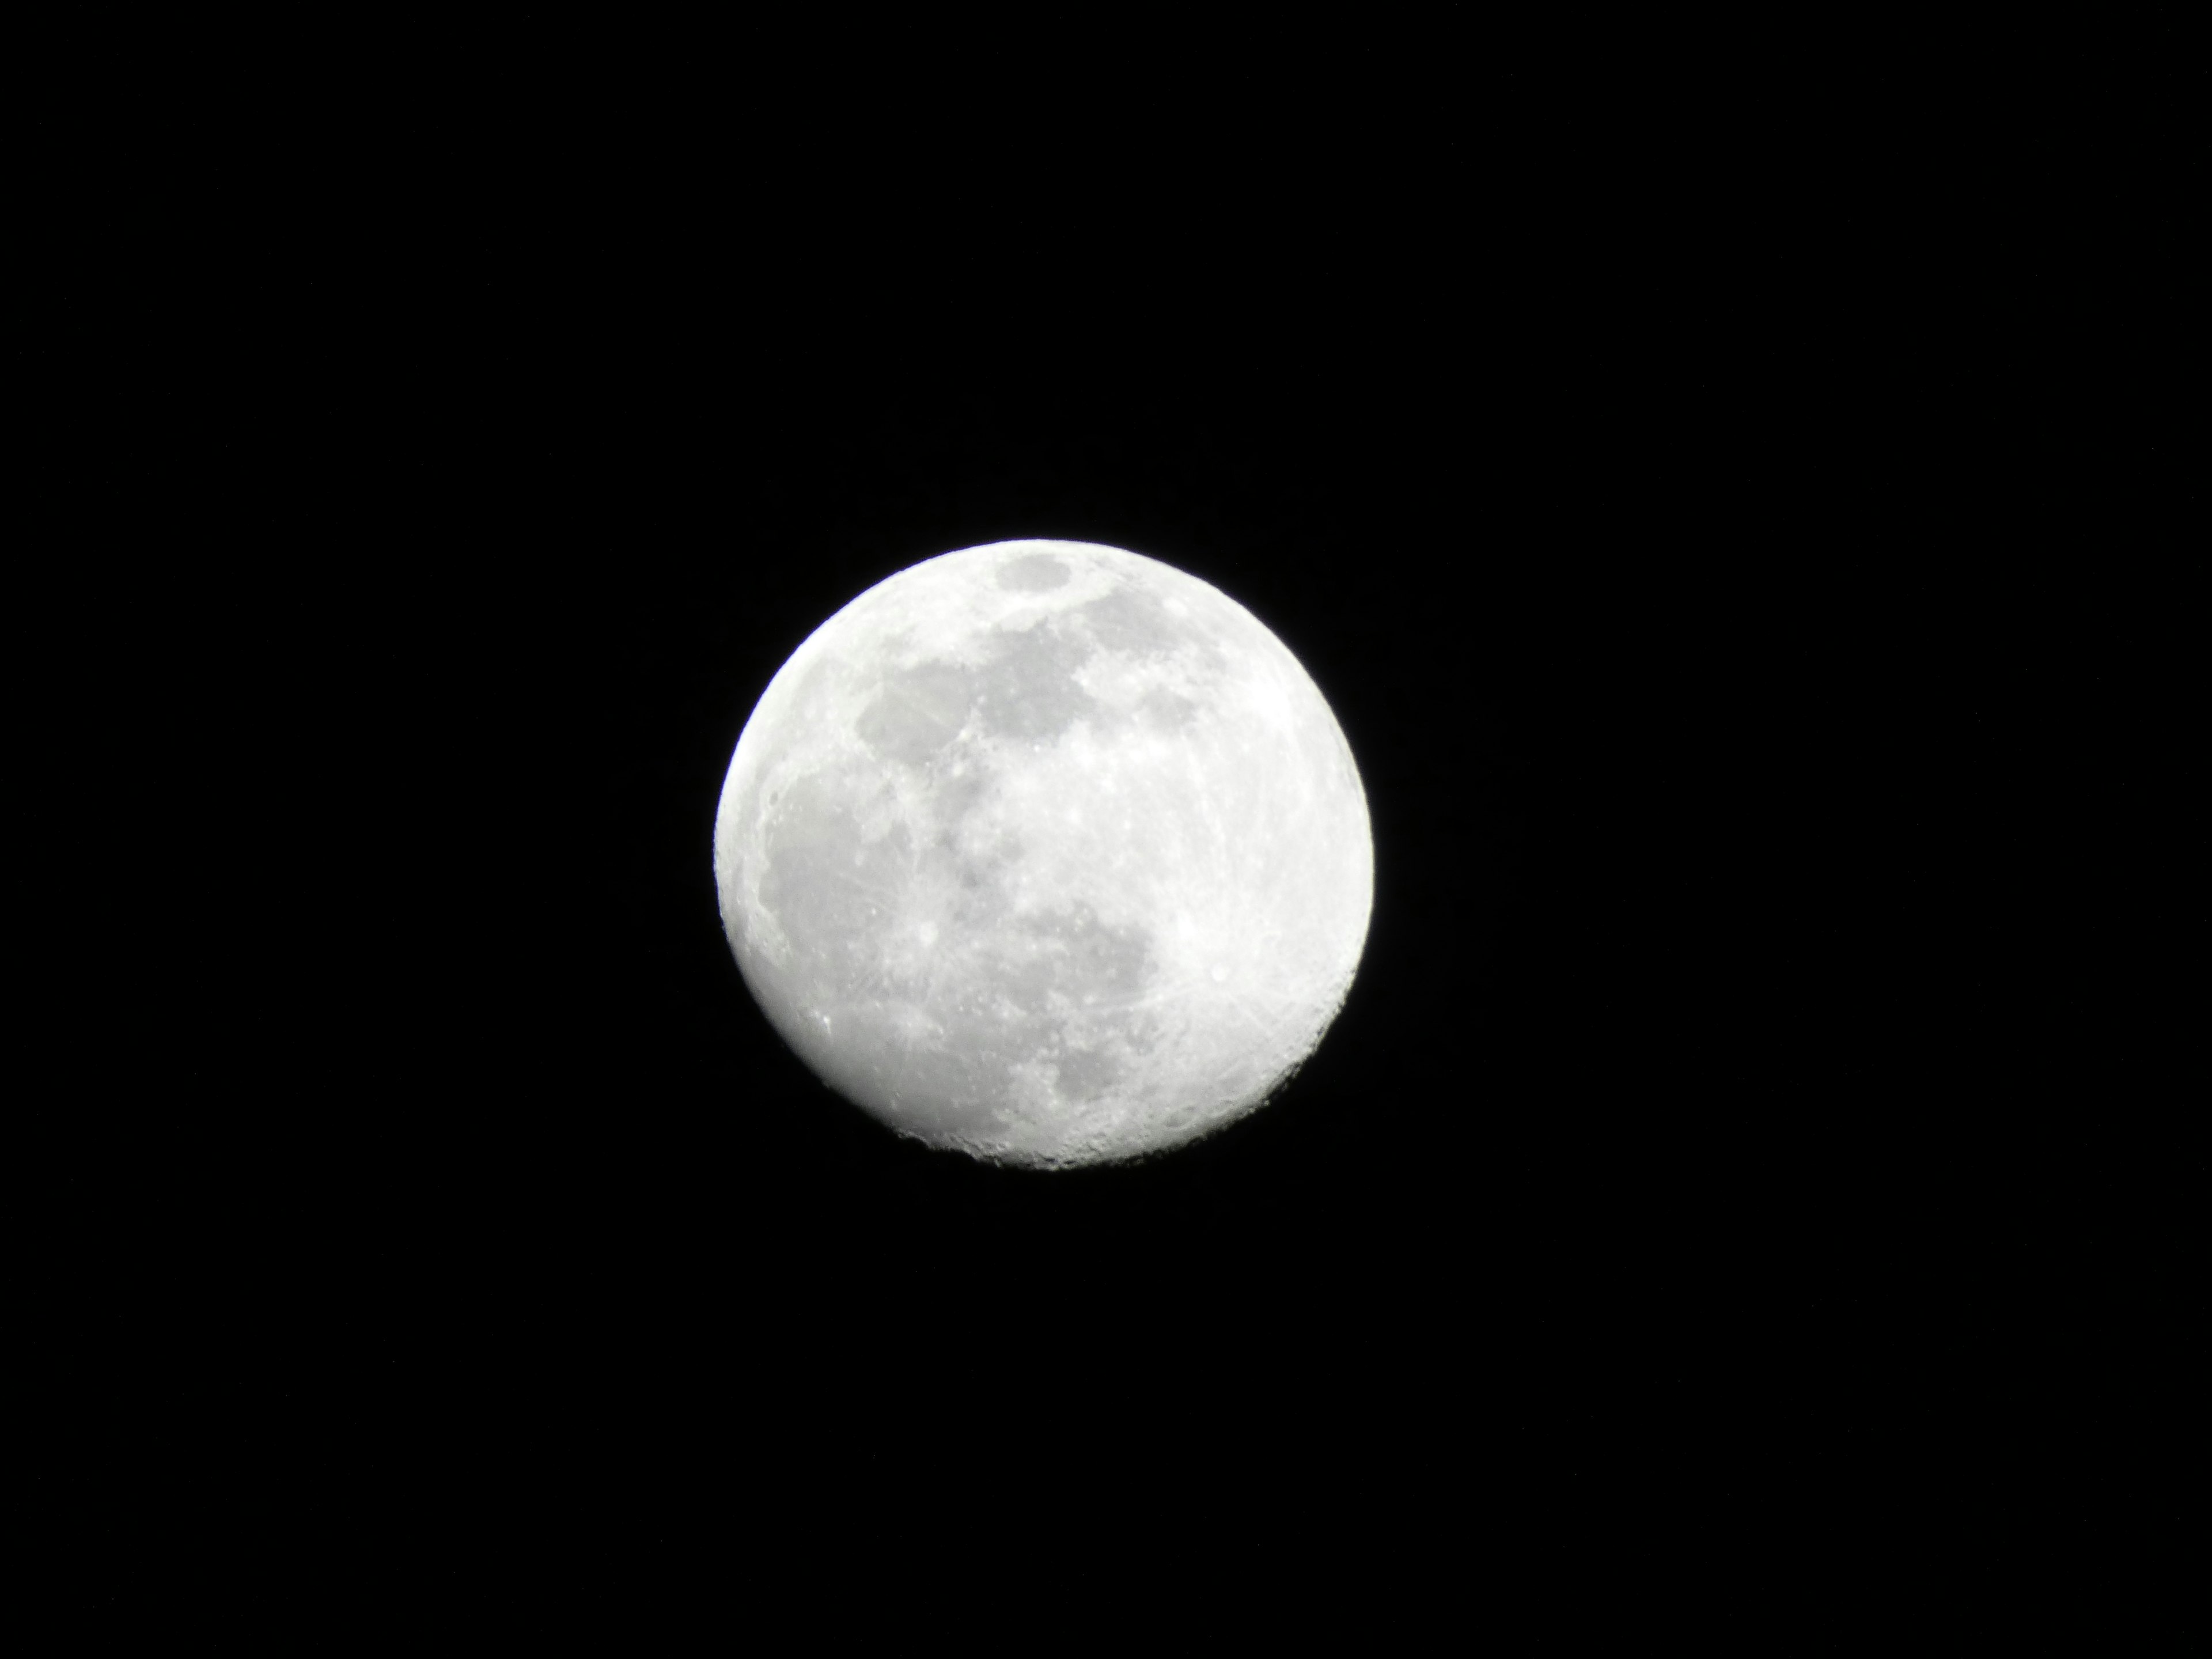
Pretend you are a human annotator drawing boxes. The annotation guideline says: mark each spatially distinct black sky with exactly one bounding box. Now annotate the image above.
[34,56,2190,1614]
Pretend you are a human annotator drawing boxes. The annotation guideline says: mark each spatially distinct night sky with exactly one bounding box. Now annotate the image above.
[35,57,2186,1615]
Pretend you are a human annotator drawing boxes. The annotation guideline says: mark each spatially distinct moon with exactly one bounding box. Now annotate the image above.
[713,540,1372,1168]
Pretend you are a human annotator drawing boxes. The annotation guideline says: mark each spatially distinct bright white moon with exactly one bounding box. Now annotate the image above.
[713,540,1372,1168]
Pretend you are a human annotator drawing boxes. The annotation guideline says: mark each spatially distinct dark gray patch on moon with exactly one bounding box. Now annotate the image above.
[1078,582,1186,656]
[975,621,1095,743]
[857,660,974,765]
[1052,1046,1120,1101]
[758,772,911,997]
[1138,685,1201,732]
[997,553,1071,592]
[923,763,991,844]
[1005,900,1154,1014]
[878,1043,1015,1138]
[899,900,1157,1122]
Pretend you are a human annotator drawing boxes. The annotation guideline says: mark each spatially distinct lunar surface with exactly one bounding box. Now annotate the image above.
[713,540,1372,1167]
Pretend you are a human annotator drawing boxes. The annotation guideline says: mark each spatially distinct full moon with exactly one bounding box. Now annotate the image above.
[713,540,1372,1168]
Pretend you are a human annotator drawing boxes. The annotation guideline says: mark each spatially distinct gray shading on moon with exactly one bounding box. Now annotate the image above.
[714,540,1373,1168]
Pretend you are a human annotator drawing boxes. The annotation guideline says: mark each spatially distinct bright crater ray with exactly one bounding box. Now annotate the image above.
[713,540,1373,1168]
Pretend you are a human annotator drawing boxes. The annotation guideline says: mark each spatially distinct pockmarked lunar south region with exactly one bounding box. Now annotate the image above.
[713,540,1373,1168]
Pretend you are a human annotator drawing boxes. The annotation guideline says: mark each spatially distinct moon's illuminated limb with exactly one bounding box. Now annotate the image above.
[713,540,1372,1168]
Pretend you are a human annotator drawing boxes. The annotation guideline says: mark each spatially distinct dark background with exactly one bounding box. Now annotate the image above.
[32,48,2193,1616]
